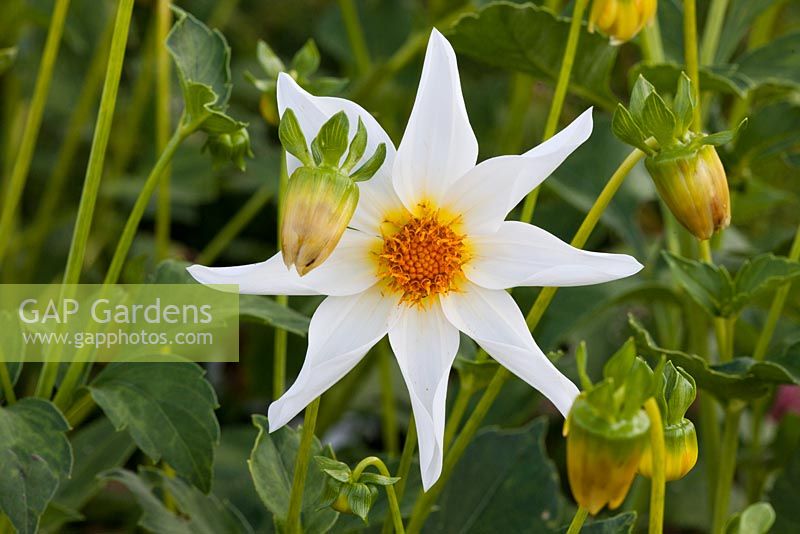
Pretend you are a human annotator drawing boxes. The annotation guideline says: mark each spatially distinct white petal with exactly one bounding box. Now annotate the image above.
[187,253,317,296]
[446,108,593,234]
[268,286,400,430]
[465,221,643,290]
[276,72,396,176]
[440,283,579,416]
[392,29,478,214]
[388,299,459,491]
[187,229,380,297]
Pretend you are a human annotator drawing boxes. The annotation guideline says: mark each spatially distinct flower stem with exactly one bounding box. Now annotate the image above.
[338,0,372,75]
[566,507,589,534]
[34,0,136,399]
[196,182,274,265]
[0,0,72,268]
[155,0,173,261]
[0,360,16,405]
[644,398,666,534]
[274,152,290,397]
[286,397,321,534]
[406,148,644,531]
[382,417,416,534]
[641,17,666,63]
[352,457,406,533]
[378,340,399,457]
[699,0,730,66]
[682,0,702,130]
[443,384,473,449]
[711,404,743,534]
[520,0,590,223]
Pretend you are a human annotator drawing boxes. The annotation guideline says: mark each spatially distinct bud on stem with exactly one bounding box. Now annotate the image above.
[589,0,658,45]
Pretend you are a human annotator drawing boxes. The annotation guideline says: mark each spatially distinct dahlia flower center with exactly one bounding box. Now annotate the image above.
[378,211,466,303]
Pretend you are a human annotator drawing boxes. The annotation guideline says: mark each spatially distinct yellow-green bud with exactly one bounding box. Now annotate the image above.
[565,395,650,515]
[589,0,658,44]
[639,418,698,480]
[204,127,253,171]
[281,167,359,275]
[645,145,730,241]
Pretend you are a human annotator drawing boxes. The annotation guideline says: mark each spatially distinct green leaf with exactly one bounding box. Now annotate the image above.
[102,467,253,534]
[314,456,351,483]
[629,75,656,120]
[290,39,321,78]
[611,105,652,155]
[673,73,695,134]
[769,447,800,533]
[311,111,350,167]
[0,399,72,534]
[715,0,782,63]
[630,317,800,401]
[256,40,285,79]
[358,472,400,486]
[447,2,618,109]
[249,415,338,533]
[662,252,733,317]
[428,419,562,532]
[88,362,220,492]
[725,502,776,534]
[732,254,800,311]
[735,32,800,92]
[453,354,502,392]
[641,92,677,147]
[350,143,387,182]
[0,47,17,75]
[41,417,136,533]
[632,63,750,98]
[279,108,313,167]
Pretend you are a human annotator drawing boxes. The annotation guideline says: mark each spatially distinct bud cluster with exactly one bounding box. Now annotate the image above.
[279,108,386,275]
[589,0,658,45]
[315,456,399,523]
[612,74,744,240]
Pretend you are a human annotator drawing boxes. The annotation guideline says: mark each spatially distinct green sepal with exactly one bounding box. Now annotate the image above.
[279,108,314,166]
[642,92,677,147]
[351,143,387,182]
[314,456,352,483]
[629,75,656,120]
[725,502,776,534]
[256,40,285,79]
[358,472,400,486]
[661,361,697,426]
[203,127,254,171]
[612,104,653,155]
[345,482,378,523]
[576,341,593,391]
[341,118,368,173]
[673,72,695,135]
[693,118,748,148]
[603,338,637,386]
[312,111,350,168]
[291,39,321,79]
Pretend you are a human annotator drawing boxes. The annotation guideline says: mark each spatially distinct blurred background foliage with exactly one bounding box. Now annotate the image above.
[1,0,800,532]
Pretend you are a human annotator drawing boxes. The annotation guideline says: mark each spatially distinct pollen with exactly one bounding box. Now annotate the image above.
[378,210,467,304]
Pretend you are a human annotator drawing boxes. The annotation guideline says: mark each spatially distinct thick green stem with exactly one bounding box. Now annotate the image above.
[407,147,644,531]
[566,507,589,534]
[286,397,321,534]
[352,457,405,533]
[381,418,417,533]
[378,340,399,457]
[641,18,666,63]
[0,0,72,268]
[0,360,16,405]
[699,0,730,66]
[443,384,473,449]
[683,0,702,130]
[64,391,97,427]
[645,398,666,534]
[155,0,173,261]
[499,73,535,155]
[711,405,743,534]
[274,152,290,398]
[34,0,136,399]
[519,0,590,223]
[196,182,274,264]
[338,0,372,75]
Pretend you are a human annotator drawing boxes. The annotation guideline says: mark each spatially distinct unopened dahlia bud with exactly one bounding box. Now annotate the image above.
[589,0,658,45]
[639,419,698,480]
[204,127,254,171]
[565,393,650,514]
[279,108,386,275]
[645,145,730,241]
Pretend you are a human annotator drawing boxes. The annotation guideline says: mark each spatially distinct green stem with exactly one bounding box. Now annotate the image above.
[566,507,589,534]
[644,398,666,534]
[155,0,173,261]
[711,404,743,534]
[196,182,274,265]
[640,17,666,63]
[519,0,590,223]
[683,0,702,130]
[34,0,136,399]
[338,0,372,75]
[545,0,564,13]
[0,360,16,405]
[286,397,321,534]
[407,147,645,531]
[24,14,114,278]
[443,384,472,449]
[699,240,729,363]
[274,152,290,398]
[499,73,535,155]
[699,0,730,66]
[382,420,416,533]
[378,340,399,457]
[0,0,72,268]
[64,391,97,427]
[352,457,405,533]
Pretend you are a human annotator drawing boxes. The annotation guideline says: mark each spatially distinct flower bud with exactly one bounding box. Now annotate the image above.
[204,127,253,171]
[638,418,698,480]
[565,394,650,515]
[589,0,658,44]
[645,145,730,241]
[280,167,359,275]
